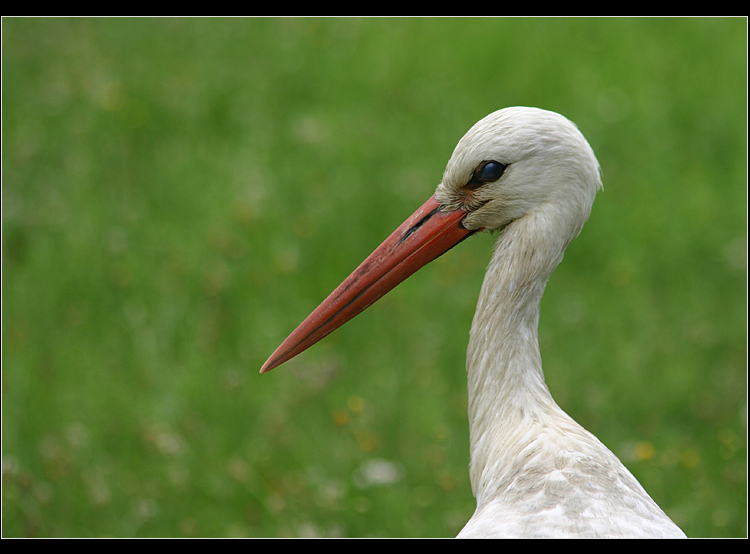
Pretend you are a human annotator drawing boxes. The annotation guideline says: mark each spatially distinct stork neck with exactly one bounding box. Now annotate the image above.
[465,210,572,502]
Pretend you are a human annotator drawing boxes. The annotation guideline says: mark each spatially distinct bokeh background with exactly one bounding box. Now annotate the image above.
[2,17,746,538]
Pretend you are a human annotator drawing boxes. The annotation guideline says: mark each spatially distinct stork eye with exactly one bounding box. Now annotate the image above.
[477,160,506,182]
[467,160,507,189]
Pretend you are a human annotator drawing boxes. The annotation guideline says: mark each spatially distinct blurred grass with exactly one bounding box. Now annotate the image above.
[1,17,746,538]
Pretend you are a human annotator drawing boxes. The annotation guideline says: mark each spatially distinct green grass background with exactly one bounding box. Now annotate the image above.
[2,17,746,538]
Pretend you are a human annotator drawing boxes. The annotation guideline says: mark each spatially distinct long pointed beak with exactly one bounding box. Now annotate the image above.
[260,195,478,373]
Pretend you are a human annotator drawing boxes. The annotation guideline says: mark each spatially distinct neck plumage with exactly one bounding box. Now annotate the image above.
[465,208,578,503]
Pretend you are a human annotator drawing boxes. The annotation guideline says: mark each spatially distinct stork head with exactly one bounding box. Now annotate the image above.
[436,107,602,238]
[260,107,602,373]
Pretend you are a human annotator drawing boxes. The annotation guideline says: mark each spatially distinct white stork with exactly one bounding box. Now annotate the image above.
[260,107,686,538]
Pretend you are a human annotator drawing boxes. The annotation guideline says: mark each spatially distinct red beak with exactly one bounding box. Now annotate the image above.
[260,195,477,373]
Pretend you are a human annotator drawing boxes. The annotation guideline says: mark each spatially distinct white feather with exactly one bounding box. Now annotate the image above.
[436,107,685,538]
